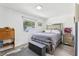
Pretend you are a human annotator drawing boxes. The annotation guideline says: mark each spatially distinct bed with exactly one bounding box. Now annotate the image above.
[30,23,63,54]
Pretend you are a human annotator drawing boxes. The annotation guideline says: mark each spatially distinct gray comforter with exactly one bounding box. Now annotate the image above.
[31,32,61,50]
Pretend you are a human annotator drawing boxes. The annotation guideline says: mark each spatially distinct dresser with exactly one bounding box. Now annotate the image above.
[63,33,74,46]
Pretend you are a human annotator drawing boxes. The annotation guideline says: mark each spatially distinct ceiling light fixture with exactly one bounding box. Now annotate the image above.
[36,5,43,10]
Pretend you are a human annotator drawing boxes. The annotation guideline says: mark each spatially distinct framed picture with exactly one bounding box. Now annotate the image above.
[38,22,42,26]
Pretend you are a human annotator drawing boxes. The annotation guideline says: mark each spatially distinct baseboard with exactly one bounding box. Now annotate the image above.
[15,43,28,49]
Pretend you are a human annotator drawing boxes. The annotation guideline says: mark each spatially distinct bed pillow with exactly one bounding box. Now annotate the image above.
[45,30,51,33]
[51,30,60,34]
[28,28,42,33]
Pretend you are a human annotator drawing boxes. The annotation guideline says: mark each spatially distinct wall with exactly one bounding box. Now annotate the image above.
[0,6,46,47]
[46,15,75,35]
[75,4,79,22]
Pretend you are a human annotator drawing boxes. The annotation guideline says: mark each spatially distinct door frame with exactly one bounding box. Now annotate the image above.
[75,22,78,56]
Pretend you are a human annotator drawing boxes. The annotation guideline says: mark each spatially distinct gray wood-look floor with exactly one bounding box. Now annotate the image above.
[54,44,74,56]
[0,44,74,56]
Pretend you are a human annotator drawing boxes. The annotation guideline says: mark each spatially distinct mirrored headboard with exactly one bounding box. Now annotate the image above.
[46,23,63,30]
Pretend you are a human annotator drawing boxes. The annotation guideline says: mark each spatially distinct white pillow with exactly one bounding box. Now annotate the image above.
[45,30,51,33]
[51,30,60,34]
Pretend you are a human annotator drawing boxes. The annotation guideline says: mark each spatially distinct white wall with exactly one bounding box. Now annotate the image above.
[0,6,45,47]
[46,15,75,35]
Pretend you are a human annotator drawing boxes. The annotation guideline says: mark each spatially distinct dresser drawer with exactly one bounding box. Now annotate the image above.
[63,35,73,46]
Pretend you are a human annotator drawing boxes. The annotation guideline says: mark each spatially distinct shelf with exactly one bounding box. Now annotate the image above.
[0,45,13,51]
[3,40,14,44]
[3,42,14,47]
[0,27,15,51]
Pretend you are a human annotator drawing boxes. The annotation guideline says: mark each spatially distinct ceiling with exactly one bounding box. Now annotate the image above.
[0,3,75,19]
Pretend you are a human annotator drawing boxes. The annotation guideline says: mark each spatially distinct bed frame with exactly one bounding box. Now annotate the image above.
[30,23,63,55]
